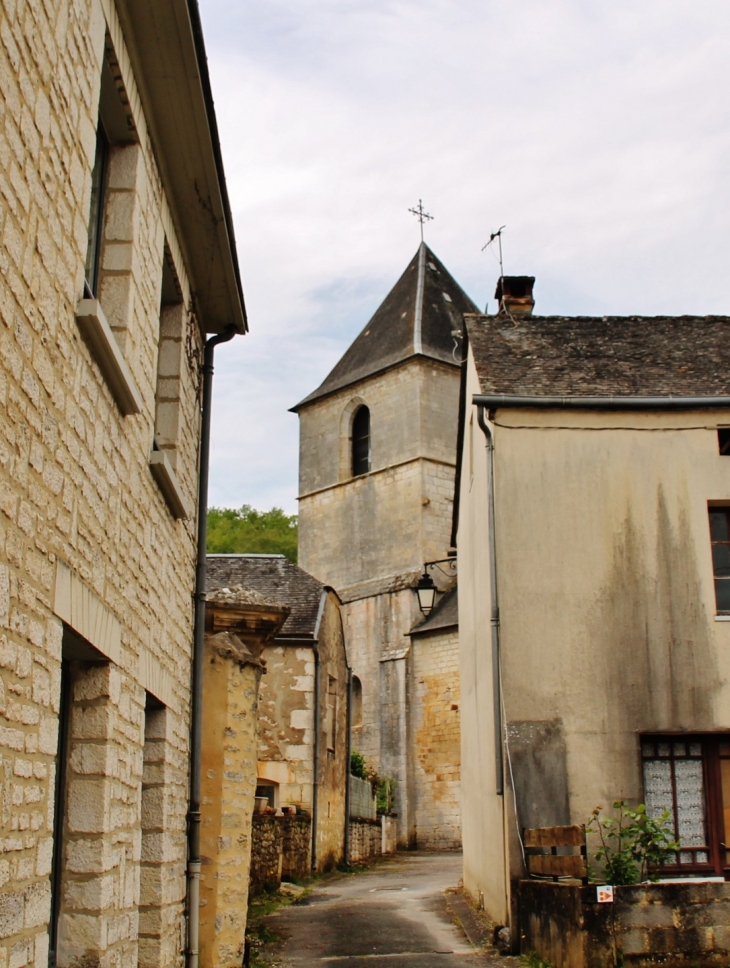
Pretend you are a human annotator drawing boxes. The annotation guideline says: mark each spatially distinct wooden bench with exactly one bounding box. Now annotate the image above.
[524,824,588,883]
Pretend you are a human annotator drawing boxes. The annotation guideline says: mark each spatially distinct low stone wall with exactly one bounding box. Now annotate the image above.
[282,816,312,879]
[519,879,730,968]
[249,815,312,895]
[348,816,398,863]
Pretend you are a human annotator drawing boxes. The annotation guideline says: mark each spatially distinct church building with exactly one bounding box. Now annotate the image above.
[292,243,478,848]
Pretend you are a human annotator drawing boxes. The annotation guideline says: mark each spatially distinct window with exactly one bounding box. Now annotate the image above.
[84,124,109,296]
[325,676,337,753]
[351,675,363,731]
[642,735,730,875]
[255,782,278,808]
[352,406,370,477]
[709,508,730,612]
[719,429,730,455]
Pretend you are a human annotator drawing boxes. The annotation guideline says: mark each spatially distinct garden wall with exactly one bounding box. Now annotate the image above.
[348,817,398,863]
[519,880,730,968]
[249,815,312,895]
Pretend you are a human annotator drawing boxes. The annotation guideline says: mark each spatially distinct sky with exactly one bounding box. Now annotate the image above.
[198,0,730,514]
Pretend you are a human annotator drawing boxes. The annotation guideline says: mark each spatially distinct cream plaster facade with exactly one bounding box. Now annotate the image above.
[457,347,730,927]
[0,2,243,966]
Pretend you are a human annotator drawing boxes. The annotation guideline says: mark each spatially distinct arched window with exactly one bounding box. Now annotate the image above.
[351,675,363,730]
[352,406,370,477]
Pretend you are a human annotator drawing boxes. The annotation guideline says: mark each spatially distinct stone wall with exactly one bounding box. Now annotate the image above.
[199,633,262,968]
[248,816,311,896]
[347,817,397,864]
[410,628,461,849]
[0,1,207,966]
[519,880,730,968]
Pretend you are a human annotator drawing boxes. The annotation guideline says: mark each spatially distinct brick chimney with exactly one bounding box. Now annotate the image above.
[495,276,535,316]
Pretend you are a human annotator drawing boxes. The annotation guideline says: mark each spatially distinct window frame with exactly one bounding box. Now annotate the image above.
[709,506,730,614]
[84,122,110,297]
[351,405,370,478]
[641,733,729,877]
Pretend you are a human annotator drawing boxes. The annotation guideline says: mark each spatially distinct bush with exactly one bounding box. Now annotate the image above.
[587,801,680,884]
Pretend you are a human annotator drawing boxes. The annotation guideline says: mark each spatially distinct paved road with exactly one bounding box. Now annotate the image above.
[259,852,508,967]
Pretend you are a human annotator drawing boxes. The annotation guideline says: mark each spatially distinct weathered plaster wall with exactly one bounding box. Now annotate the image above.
[0,1,205,965]
[410,628,461,849]
[458,343,730,926]
[457,355,509,923]
[199,635,261,968]
[256,644,314,810]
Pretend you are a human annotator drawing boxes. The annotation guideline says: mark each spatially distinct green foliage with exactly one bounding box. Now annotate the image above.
[349,752,396,815]
[587,801,680,885]
[521,952,555,968]
[207,505,298,562]
[377,778,396,815]
[350,750,369,780]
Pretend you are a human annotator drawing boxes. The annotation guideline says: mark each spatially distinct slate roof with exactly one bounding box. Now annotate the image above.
[466,314,730,397]
[409,585,458,635]
[206,555,325,640]
[293,243,479,409]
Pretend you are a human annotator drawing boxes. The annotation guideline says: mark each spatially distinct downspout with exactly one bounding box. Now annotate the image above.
[310,590,328,872]
[344,666,353,865]
[476,404,503,796]
[187,324,237,968]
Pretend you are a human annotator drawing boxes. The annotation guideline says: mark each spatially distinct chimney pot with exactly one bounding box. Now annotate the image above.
[495,276,535,316]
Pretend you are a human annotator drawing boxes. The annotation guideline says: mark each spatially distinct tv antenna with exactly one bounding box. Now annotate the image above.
[408,199,434,242]
[482,225,506,279]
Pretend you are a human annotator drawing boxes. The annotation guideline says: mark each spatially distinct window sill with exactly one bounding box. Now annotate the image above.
[75,298,143,416]
[714,615,730,622]
[150,450,191,520]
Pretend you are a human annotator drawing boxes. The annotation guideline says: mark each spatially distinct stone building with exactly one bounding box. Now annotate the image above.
[456,278,730,938]
[199,588,288,968]
[207,554,350,872]
[0,2,245,968]
[406,587,460,850]
[293,243,475,847]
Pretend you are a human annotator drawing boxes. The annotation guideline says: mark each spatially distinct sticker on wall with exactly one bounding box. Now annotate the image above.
[597,885,614,903]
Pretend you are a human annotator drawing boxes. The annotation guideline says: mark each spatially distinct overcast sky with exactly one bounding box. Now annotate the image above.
[198,0,730,514]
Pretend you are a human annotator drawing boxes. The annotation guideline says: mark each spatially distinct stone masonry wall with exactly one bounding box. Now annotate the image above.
[199,638,261,968]
[410,628,461,849]
[248,816,311,896]
[0,1,205,967]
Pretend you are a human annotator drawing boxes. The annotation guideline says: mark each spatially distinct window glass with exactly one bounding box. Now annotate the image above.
[352,406,370,477]
[85,124,109,296]
[709,509,730,612]
[642,738,711,870]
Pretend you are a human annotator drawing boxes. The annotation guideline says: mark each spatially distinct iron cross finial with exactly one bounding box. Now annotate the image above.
[408,199,434,242]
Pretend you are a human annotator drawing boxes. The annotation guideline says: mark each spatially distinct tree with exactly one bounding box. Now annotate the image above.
[206,505,298,562]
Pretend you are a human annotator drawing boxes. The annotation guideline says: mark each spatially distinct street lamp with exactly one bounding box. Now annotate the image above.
[415,570,437,615]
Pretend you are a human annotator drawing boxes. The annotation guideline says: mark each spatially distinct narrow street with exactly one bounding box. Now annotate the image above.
[256,852,517,967]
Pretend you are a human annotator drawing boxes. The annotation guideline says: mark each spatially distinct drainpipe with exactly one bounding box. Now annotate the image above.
[344,666,353,865]
[187,324,237,968]
[476,404,504,796]
[310,591,327,872]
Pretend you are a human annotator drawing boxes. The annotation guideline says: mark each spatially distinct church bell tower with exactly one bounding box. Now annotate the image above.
[292,243,478,847]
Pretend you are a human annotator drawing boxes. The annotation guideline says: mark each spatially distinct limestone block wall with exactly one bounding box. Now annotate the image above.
[298,359,459,591]
[248,816,311,896]
[0,1,206,966]
[410,628,461,849]
[199,638,262,968]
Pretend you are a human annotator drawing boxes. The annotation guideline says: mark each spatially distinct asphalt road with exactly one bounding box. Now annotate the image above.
[258,852,511,967]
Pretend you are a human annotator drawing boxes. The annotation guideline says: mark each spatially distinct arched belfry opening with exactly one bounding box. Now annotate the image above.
[351,405,370,477]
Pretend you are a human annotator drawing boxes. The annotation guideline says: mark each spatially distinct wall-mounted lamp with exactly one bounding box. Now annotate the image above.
[416,571,437,615]
[415,557,457,616]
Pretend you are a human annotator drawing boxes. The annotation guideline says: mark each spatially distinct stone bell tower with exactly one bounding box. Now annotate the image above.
[292,243,478,847]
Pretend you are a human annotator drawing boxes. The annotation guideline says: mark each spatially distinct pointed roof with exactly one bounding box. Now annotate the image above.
[293,243,479,410]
